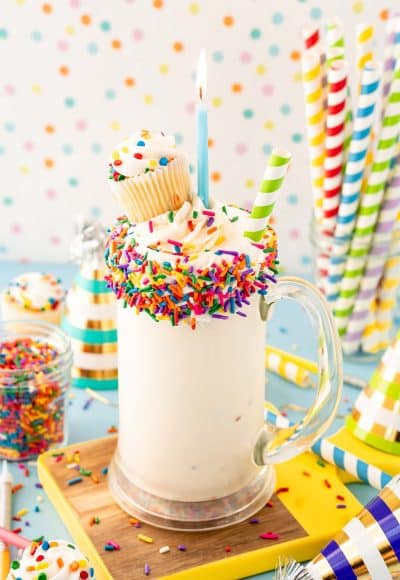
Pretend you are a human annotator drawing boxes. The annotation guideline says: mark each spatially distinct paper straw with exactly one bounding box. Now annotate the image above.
[264,346,366,389]
[382,13,400,100]
[356,23,374,79]
[0,526,29,549]
[265,347,312,388]
[342,159,400,353]
[265,345,317,373]
[302,26,320,51]
[303,25,327,135]
[302,50,326,221]
[244,148,291,242]
[322,60,348,233]
[334,62,400,337]
[264,409,392,490]
[326,18,344,62]
[362,221,400,353]
[325,63,381,303]
[326,17,353,157]
[311,438,392,490]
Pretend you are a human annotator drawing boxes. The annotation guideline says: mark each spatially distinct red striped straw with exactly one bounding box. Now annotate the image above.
[303,27,320,51]
[322,60,348,233]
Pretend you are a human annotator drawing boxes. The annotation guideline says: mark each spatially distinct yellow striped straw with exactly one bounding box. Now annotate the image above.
[302,50,325,221]
[356,23,375,76]
[362,224,400,354]
[265,345,316,387]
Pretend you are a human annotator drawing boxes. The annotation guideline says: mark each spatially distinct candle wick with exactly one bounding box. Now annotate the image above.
[199,85,203,101]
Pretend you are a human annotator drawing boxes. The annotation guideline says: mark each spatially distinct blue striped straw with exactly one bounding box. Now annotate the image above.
[325,63,381,303]
[265,409,392,489]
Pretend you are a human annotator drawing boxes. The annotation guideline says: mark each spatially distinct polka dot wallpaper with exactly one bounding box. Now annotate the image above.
[0,0,397,270]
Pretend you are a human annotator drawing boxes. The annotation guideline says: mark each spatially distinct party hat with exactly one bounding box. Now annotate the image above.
[63,219,118,390]
[346,329,400,455]
[276,474,400,579]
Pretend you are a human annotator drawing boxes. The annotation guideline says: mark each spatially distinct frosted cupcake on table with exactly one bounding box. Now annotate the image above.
[109,129,191,223]
[1,273,65,325]
[7,538,95,579]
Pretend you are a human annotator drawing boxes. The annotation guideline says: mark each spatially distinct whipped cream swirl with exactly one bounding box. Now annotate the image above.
[110,130,181,178]
[7,539,95,580]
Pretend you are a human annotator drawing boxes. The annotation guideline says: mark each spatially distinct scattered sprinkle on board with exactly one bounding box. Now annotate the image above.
[38,437,362,579]
[138,534,153,544]
[276,487,289,494]
[259,532,280,540]
[66,476,83,486]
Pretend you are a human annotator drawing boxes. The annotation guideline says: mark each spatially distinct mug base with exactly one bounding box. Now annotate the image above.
[108,451,275,531]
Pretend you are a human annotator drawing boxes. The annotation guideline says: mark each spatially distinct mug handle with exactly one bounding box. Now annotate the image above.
[253,276,343,466]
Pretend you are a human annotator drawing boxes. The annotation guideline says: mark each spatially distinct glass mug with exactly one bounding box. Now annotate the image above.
[108,276,342,531]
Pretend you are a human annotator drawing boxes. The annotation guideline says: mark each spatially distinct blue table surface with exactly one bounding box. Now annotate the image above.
[0,262,380,579]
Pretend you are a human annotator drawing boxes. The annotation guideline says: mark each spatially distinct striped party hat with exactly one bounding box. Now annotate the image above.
[63,219,118,391]
[277,474,400,579]
[346,330,400,455]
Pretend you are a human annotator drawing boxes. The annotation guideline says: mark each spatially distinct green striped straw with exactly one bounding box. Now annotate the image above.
[334,56,400,337]
[326,18,345,59]
[244,148,291,242]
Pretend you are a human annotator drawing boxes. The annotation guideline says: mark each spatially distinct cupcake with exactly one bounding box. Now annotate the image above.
[1,272,65,325]
[7,538,95,579]
[109,129,191,222]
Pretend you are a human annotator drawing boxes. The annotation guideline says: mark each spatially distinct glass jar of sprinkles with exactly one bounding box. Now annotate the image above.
[0,321,72,460]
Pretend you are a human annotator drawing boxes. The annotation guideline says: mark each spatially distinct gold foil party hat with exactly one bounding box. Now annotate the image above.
[346,331,400,455]
[277,474,400,579]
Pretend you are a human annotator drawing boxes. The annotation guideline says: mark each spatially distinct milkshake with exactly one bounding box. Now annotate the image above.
[106,197,277,504]
[105,130,342,530]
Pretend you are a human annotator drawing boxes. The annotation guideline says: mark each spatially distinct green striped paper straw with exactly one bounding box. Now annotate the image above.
[244,148,291,242]
[326,18,345,61]
[334,57,400,337]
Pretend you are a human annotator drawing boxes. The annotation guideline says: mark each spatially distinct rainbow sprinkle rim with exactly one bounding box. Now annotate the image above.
[105,209,278,328]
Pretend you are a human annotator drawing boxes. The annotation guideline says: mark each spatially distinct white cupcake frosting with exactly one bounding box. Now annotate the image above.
[6,272,65,312]
[7,539,95,580]
[120,196,267,270]
[110,130,182,178]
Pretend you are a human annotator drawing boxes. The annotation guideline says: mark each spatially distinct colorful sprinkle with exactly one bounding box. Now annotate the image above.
[137,534,153,544]
[259,532,280,540]
[0,337,66,459]
[276,487,289,494]
[105,207,277,327]
[67,477,83,486]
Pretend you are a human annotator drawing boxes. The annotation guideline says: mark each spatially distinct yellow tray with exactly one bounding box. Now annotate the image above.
[38,435,361,579]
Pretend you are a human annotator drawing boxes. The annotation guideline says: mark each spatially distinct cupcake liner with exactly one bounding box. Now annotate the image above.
[111,156,191,222]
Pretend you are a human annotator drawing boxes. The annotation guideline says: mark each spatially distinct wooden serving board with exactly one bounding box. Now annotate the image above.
[38,436,362,580]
